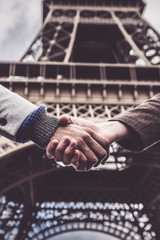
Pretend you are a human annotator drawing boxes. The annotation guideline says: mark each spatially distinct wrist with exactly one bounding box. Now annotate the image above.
[96,121,132,144]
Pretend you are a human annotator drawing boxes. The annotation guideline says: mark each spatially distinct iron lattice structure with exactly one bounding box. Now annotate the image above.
[1,0,160,239]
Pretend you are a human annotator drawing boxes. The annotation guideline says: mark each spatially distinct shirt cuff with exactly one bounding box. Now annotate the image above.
[16,105,59,148]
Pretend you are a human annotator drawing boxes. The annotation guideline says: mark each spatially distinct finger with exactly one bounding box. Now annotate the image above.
[63,140,77,165]
[59,115,72,126]
[81,135,106,167]
[71,149,80,169]
[93,149,109,167]
[87,131,110,164]
[46,139,59,159]
[93,139,110,167]
[91,131,110,150]
[94,148,110,167]
[75,151,89,172]
[86,161,96,171]
[101,144,110,165]
[54,136,71,162]
[78,141,98,170]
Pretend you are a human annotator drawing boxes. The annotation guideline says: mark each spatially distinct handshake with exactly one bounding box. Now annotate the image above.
[46,115,131,171]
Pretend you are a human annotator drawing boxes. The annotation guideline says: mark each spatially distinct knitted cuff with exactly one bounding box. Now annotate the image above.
[16,105,59,148]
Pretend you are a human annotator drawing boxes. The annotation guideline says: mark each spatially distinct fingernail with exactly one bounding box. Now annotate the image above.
[62,138,69,145]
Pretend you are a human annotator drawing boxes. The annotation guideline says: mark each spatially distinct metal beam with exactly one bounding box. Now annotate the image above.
[111,11,151,66]
[64,10,80,62]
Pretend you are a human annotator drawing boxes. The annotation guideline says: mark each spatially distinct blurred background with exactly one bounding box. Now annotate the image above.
[0,0,159,61]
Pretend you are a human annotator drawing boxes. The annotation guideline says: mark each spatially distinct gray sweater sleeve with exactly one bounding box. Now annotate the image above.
[0,85,59,148]
[112,94,160,152]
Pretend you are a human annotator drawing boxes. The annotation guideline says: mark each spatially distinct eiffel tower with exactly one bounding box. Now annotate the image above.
[0,0,160,239]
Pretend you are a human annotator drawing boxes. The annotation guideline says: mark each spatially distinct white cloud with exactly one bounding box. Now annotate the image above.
[0,0,159,61]
[0,0,41,61]
[144,0,160,33]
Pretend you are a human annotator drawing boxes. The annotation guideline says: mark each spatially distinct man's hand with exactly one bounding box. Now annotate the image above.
[46,115,132,171]
[46,136,80,169]
[59,115,131,144]
[46,123,109,171]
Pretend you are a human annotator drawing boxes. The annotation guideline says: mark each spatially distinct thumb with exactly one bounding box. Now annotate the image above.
[59,114,72,126]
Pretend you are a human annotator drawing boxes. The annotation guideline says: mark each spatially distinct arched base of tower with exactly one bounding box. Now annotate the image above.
[1,145,160,239]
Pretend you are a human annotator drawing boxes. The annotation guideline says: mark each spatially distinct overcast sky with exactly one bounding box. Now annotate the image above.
[0,0,159,62]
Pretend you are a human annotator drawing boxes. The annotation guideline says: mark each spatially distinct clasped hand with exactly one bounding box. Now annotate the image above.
[46,115,110,171]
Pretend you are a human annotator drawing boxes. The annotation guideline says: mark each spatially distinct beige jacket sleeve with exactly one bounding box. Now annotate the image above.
[113,94,160,152]
[0,84,37,141]
[0,85,59,148]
